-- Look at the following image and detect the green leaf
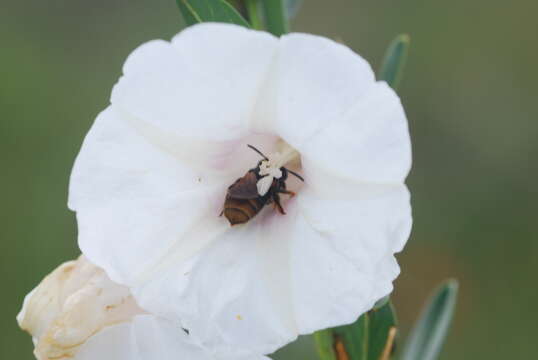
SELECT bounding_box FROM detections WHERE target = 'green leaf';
[285,0,303,19]
[315,315,369,360]
[176,0,250,27]
[314,301,398,360]
[368,302,397,360]
[262,0,289,36]
[334,315,370,360]
[314,328,338,360]
[400,279,459,360]
[378,34,410,90]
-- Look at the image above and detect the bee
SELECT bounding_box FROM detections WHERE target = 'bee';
[221,144,304,226]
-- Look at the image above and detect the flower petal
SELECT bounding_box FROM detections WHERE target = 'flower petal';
[111,23,278,142]
[290,183,411,332]
[132,207,301,356]
[129,180,410,354]
[301,82,412,183]
[76,315,269,360]
[69,106,225,285]
[75,321,135,360]
[109,23,280,177]
[254,33,376,148]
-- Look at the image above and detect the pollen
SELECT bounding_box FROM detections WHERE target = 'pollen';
[236,314,243,320]
[256,147,300,196]
[259,160,283,179]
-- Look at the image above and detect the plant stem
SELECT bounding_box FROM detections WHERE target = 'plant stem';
[244,0,263,30]
[262,0,288,36]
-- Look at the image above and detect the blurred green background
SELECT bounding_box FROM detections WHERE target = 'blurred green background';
[2,0,536,359]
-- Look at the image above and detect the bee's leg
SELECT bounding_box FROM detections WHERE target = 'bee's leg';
[278,189,296,198]
[273,193,286,215]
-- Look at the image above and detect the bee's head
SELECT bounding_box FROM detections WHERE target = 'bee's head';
[248,144,304,182]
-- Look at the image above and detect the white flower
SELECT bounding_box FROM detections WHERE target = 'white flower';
[17,256,267,360]
[69,23,412,355]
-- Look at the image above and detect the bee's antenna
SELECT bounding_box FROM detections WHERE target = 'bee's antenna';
[247,144,269,160]
[286,169,304,182]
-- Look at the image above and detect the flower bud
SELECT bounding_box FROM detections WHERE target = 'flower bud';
[17,256,144,360]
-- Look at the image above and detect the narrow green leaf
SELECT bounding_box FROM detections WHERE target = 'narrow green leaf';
[334,316,369,360]
[400,279,459,360]
[314,329,338,360]
[378,34,410,90]
[262,0,289,36]
[368,302,397,360]
[314,315,369,360]
[176,0,250,27]
[285,0,303,19]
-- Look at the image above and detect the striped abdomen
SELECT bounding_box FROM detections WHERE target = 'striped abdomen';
[222,195,267,226]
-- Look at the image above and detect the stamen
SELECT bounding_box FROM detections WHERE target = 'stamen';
[256,143,301,196]
[259,146,300,174]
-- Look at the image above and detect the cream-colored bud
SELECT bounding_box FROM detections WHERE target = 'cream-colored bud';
[17,256,144,360]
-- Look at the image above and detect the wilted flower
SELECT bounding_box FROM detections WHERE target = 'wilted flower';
[69,23,412,355]
[17,256,267,360]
